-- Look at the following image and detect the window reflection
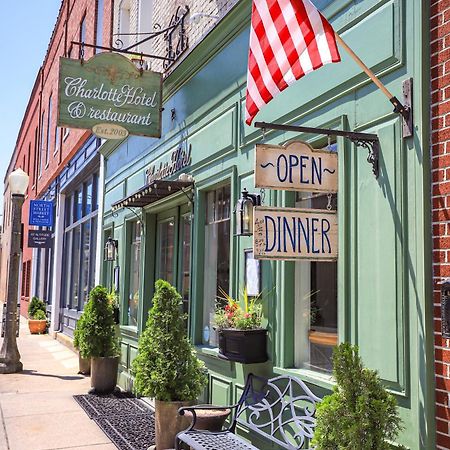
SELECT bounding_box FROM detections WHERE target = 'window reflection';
[128,221,141,327]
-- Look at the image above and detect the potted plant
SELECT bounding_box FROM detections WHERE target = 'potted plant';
[73,286,120,393]
[312,343,404,449]
[73,311,90,376]
[108,291,120,325]
[28,297,48,334]
[213,287,267,363]
[132,280,207,450]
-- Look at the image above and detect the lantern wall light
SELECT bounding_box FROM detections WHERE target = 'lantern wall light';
[104,237,119,261]
[235,188,261,237]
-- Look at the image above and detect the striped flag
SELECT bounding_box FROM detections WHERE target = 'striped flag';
[245,0,341,125]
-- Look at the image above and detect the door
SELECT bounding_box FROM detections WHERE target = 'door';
[155,204,192,317]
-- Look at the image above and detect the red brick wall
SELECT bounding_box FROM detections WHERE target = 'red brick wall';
[1,0,113,314]
[432,1,450,448]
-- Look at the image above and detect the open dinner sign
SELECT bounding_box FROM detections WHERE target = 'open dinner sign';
[255,141,338,193]
[253,206,338,261]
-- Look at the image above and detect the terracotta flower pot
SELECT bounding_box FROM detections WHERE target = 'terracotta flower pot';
[28,319,47,334]
[184,408,231,432]
[155,399,193,449]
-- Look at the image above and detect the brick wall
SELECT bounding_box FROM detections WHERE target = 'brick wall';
[431,0,450,448]
[113,0,238,72]
[1,0,113,312]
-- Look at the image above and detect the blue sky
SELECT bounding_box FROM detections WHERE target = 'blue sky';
[0,1,62,215]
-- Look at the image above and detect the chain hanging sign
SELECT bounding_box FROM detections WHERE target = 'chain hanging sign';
[255,141,338,193]
[57,53,162,138]
[253,206,338,261]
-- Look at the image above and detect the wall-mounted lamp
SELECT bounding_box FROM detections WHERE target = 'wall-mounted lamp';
[235,188,261,237]
[104,237,119,262]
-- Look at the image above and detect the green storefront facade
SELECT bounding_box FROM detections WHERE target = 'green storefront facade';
[100,1,434,448]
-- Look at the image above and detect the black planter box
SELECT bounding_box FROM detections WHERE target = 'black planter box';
[218,328,268,364]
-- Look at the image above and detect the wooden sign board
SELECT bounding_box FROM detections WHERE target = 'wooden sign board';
[255,141,338,193]
[58,53,162,138]
[253,206,338,261]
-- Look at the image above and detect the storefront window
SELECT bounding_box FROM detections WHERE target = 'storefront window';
[181,214,191,316]
[157,219,174,284]
[60,173,98,316]
[128,221,141,327]
[294,192,338,373]
[202,184,231,346]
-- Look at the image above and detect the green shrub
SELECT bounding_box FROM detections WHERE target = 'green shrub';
[28,297,46,319]
[312,343,403,450]
[73,286,119,358]
[132,280,207,401]
[32,310,47,321]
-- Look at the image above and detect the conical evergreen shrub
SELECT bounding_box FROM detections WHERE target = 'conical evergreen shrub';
[73,286,119,358]
[312,343,403,450]
[132,280,207,401]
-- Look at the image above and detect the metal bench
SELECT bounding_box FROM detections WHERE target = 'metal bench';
[176,374,321,450]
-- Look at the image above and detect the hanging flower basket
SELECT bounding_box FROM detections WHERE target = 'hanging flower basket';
[218,328,268,363]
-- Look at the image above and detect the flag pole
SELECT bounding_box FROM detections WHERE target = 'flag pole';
[334,33,409,120]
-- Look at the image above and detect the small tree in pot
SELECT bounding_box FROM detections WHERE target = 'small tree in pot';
[74,286,119,393]
[28,297,48,334]
[132,280,207,450]
[312,343,404,449]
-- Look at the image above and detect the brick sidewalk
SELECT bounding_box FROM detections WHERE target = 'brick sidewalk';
[0,318,115,450]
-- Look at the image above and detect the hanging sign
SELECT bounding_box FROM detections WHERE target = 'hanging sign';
[28,230,53,249]
[29,200,54,227]
[57,53,162,138]
[255,141,338,193]
[253,206,338,261]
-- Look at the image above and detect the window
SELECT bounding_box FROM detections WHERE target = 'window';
[118,0,131,48]
[54,126,60,155]
[96,0,104,52]
[46,94,52,165]
[181,214,191,316]
[61,174,99,312]
[33,126,39,185]
[128,221,141,327]
[157,219,175,284]
[39,111,46,176]
[79,14,86,58]
[294,192,338,373]
[202,184,231,345]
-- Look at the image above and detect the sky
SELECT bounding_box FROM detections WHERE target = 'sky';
[0,1,62,215]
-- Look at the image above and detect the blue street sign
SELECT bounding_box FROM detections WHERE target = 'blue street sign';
[29,200,54,227]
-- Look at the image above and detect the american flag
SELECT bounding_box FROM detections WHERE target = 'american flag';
[245,0,341,125]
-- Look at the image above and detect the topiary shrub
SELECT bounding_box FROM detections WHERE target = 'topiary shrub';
[28,296,46,319]
[32,310,47,321]
[132,279,208,401]
[73,286,119,358]
[312,343,403,450]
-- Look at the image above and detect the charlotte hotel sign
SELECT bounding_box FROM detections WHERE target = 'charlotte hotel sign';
[145,144,192,183]
[57,53,162,138]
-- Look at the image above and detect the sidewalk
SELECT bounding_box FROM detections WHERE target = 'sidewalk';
[0,318,115,450]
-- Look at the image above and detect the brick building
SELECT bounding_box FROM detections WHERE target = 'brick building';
[1,0,113,322]
[431,1,450,449]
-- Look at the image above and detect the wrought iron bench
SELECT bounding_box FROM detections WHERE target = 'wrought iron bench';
[176,374,321,450]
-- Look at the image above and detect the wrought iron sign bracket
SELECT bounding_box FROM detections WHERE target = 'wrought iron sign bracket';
[254,122,380,178]
[70,5,189,66]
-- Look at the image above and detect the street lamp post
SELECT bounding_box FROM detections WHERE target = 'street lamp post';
[0,168,29,374]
